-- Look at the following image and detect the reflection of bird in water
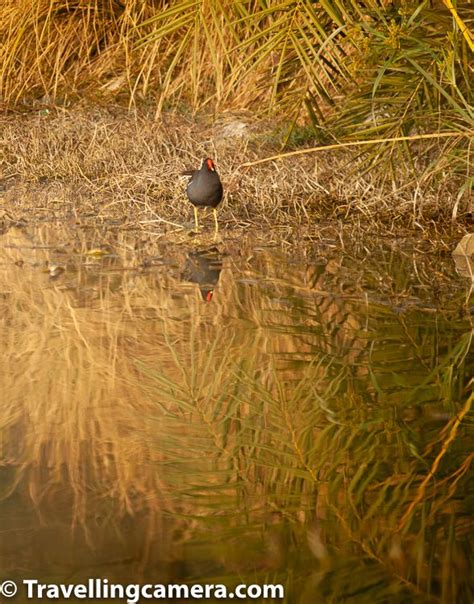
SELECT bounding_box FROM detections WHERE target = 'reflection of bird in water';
[182,247,222,302]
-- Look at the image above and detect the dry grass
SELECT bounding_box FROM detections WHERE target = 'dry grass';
[1,108,471,245]
[1,0,472,217]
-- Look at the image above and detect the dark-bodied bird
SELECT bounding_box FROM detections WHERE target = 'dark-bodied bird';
[183,158,223,236]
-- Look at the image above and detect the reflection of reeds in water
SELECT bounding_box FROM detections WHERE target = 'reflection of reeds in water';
[0,231,166,529]
[0,225,472,599]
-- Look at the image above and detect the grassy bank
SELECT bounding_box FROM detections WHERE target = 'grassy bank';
[1,108,472,243]
[1,1,473,217]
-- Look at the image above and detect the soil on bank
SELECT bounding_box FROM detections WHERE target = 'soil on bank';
[1,107,471,249]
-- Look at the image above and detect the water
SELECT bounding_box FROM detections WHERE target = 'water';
[0,224,472,603]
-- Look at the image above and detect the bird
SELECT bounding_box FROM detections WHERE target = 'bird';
[182,158,223,236]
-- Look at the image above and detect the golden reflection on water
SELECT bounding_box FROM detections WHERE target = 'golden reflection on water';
[0,225,472,601]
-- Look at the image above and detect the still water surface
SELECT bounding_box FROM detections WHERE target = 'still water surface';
[0,224,472,603]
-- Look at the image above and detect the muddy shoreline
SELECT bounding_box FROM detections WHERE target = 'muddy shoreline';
[1,108,471,249]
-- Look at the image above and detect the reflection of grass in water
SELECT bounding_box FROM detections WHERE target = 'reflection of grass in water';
[0,233,177,536]
[0,228,472,600]
[143,332,472,602]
